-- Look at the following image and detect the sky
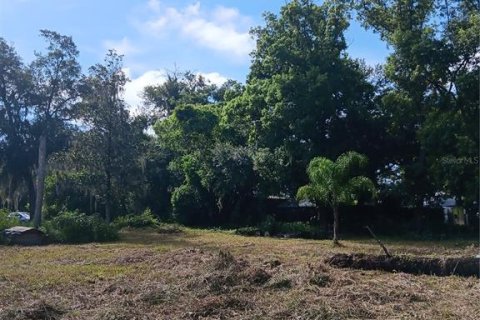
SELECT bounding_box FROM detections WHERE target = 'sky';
[0,0,390,109]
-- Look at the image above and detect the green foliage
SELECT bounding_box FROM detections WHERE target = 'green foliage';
[1,0,478,232]
[235,226,261,236]
[0,38,36,216]
[143,70,219,120]
[171,184,207,225]
[357,0,479,205]
[297,152,376,207]
[258,215,277,234]
[156,101,258,226]
[0,209,17,232]
[275,221,316,236]
[42,211,118,244]
[236,219,324,239]
[30,30,82,227]
[113,209,159,229]
[297,151,376,242]
[243,0,383,193]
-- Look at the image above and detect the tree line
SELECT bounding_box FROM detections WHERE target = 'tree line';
[0,0,478,228]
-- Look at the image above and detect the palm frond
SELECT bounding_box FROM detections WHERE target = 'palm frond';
[307,157,334,186]
[297,184,331,205]
[296,185,315,201]
[334,151,368,183]
[339,176,376,204]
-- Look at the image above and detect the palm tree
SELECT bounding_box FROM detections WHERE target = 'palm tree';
[296,151,376,244]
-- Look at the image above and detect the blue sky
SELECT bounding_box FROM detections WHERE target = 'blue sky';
[0,0,390,108]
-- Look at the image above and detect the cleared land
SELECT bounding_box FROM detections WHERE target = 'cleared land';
[0,228,478,320]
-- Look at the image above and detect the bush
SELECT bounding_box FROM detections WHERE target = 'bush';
[0,209,18,231]
[171,184,204,225]
[0,209,19,244]
[235,218,326,239]
[275,221,326,239]
[235,227,261,236]
[42,211,118,244]
[113,208,159,229]
[258,215,276,234]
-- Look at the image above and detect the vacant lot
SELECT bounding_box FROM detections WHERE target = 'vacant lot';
[0,228,478,319]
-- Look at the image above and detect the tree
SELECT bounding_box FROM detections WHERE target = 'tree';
[154,103,260,225]
[142,70,218,121]
[241,0,384,195]
[73,51,142,222]
[154,104,218,224]
[296,151,376,244]
[357,0,479,206]
[0,38,36,212]
[29,30,81,227]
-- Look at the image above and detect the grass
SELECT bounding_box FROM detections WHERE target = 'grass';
[0,227,479,319]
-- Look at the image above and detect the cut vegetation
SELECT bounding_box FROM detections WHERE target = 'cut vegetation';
[0,228,478,320]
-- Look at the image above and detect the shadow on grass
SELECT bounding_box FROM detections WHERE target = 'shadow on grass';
[342,235,478,248]
[118,227,199,248]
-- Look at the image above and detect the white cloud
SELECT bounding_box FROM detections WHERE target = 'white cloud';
[212,6,241,24]
[123,68,166,115]
[199,72,227,86]
[147,0,160,12]
[103,37,140,56]
[140,2,254,60]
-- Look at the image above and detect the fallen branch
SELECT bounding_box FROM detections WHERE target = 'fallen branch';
[365,225,391,258]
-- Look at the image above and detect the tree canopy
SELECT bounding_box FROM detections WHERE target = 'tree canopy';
[0,0,477,231]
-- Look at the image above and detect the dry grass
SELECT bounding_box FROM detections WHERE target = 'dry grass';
[0,228,478,319]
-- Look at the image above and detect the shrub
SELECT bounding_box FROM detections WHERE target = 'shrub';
[235,227,261,236]
[42,211,118,244]
[113,208,159,229]
[275,221,326,239]
[258,215,276,234]
[0,209,19,244]
[0,209,18,231]
[93,219,120,242]
[171,184,206,225]
[235,219,326,239]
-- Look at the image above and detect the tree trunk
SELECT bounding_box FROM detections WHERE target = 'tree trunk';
[105,169,112,223]
[105,199,111,223]
[89,190,94,214]
[28,174,36,217]
[7,175,14,210]
[33,134,47,228]
[333,206,340,244]
[104,131,113,223]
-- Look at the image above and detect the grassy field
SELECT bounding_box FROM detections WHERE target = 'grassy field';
[0,228,478,320]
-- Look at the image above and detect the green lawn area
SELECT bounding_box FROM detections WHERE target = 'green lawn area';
[0,228,478,319]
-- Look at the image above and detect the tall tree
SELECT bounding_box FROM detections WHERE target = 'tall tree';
[154,103,259,225]
[0,38,36,211]
[297,151,376,244]
[357,0,479,205]
[242,0,383,195]
[29,30,81,227]
[75,51,141,222]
